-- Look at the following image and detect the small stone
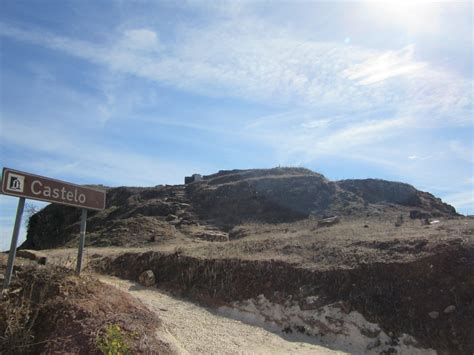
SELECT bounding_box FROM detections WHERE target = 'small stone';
[138,270,156,287]
[443,305,456,314]
[428,311,439,319]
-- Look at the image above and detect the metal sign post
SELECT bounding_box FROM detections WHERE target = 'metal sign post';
[76,209,88,274]
[2,197,25,290]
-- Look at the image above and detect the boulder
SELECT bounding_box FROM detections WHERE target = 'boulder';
[139,270,155,287]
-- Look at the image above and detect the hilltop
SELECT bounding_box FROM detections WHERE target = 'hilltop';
[22,167,457,249]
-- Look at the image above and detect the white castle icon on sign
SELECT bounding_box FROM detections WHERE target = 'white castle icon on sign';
[7,173,25,193]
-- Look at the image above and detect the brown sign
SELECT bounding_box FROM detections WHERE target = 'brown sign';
[1,167,106,210]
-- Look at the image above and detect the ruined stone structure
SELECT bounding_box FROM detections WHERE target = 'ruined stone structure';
[184,174,202,184]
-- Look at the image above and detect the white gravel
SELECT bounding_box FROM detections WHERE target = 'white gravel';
[99,276,345,354]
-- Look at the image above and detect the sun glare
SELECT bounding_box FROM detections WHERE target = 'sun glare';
[368,1,441,34]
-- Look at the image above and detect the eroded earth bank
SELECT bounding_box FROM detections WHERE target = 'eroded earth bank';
[91,235,473,354]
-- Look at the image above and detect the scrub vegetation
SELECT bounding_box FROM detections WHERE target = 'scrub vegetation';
[0,260,171,354]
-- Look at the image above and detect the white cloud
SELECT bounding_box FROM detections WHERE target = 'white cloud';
[1,20,470,120]
[364,1,443,35]
[315,116,410,153]
[343,45,426,86]
[244,110,413,166]
[301,119,332,129]
[121,29,161,52]
[407,154,435,161]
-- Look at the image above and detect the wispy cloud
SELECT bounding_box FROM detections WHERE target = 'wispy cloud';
[120,28,162,53]
[1,18,470,120]
[0,3,471,215]
[343,45,426,85]
[246,113,413,164]
[315,117,410,153]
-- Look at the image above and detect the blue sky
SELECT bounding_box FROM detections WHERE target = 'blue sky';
[0,0,472,250]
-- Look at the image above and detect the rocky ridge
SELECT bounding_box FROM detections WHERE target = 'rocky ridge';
[22,167,458,250]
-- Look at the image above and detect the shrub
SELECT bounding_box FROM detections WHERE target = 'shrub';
[96,324,131,355]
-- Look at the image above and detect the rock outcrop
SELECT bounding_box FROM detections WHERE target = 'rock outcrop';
[336,179,456,216]
[22,168,458,249]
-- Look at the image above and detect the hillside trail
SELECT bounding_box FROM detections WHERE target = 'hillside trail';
[99,276,346,355]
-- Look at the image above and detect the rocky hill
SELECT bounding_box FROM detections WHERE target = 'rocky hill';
[22,167,457,249]
[17,167,473,353]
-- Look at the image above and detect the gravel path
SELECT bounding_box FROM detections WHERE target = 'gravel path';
[99,276,345,354]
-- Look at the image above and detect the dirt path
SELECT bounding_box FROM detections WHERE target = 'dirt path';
[99,276,345,354]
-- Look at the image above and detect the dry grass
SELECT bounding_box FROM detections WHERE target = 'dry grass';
[0,263,171,354]
[37,212,473,272]
[177,212,473,270]
[0,291,38,352]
